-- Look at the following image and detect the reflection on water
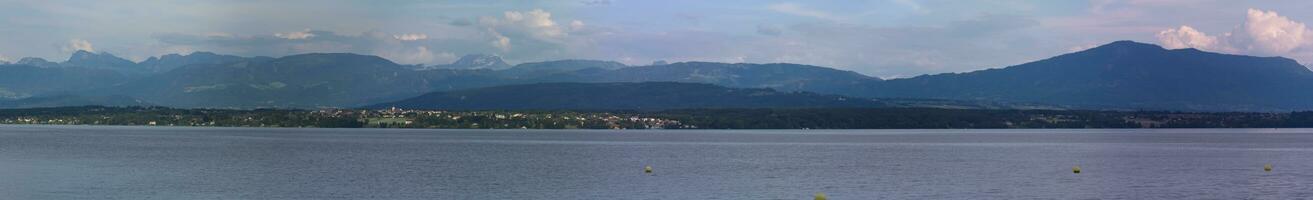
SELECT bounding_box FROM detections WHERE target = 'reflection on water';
[0,125,1310,199]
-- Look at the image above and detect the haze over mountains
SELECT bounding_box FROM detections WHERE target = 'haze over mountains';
[410,54,511,71]
[2,40,1312,111]
[370,82,883,110]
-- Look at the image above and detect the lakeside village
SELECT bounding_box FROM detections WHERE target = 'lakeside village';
[7,106,1313,129]
[0,106,692,129]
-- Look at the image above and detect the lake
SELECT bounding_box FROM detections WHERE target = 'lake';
[1,125,1310,199]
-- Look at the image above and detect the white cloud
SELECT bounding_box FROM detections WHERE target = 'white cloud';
[489,29,511,51]
[767,3,841,21]
[1157,8,1311,60]
[500,9,565,38]
[274,29,316,40]
[470,8,593,57]
[505,9,557,29]
[63,39,95,53]
[1233,8,1307,55]
[570,20,585,31]
[393,33,428,41]
[1067,43,1101,53]
[1156,25,1220,50]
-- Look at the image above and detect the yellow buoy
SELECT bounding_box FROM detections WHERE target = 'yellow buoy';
[814,192,827,200]
[1264,164,1273,172]
[644,165,653,174]
[1072,166,1081,174]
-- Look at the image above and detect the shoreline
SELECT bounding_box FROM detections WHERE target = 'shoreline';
[6,106,1313,129]
[2,123,1309,131]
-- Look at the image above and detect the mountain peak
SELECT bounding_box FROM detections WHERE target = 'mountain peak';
[414,54,513,70]
[139,51,250,73]
[16,57,57,67]
[872,39,1313,111]
[68,50,99,61]
[511,59,628,72]
[67,50,124,61]
[279,52,384,60]
[273,53,400,67]
[1088,40,1165,52]
[451,54,510,69]
[63,50,137,70]
[188,51,220,57]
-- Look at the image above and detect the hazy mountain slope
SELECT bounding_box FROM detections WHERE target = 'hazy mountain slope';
[529,62,881,95]
[9,41,1313,111]
[0,64,128,99]
[0,95,151,109]
[138,52,253,73]
[15,57,60,68]
[61,50,144,74]
[371,82,884,110]
[416,54,511,70]
[102,53,437,108]
[494,59,630,79]
[866,41,1313,111]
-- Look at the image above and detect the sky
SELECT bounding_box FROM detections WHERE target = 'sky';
[3,0,1313,78]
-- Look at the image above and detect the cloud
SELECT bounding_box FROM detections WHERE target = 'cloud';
[1233,8,1307,55]
[274,29,316,40]
[468,8,596,59]
[63,39,95,53]
[0,53,11,63]
[570,20,586,31]
[767,3,841,21]
[1067,43,1101,53]
[393,33,428,41]
[1156,25,1220,50]
[488,29,512,52]
[499,9,565,38]
[756,24,783,36]
[1156,8,1312,62]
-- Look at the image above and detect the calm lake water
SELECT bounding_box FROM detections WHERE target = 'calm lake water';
[0,125,1310,199]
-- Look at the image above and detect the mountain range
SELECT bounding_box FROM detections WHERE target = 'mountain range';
[2,40,1311,111]
[863,41,1313,111]
[411,54,511,70]
[370,82,882,110]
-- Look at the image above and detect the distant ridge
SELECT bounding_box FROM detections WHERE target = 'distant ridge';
[0,95,150,109]
[369,82,883,110]
[62,50,141,74]
[862,40,1313,111]
[416,54,511,70]
[3,40,1313,111]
